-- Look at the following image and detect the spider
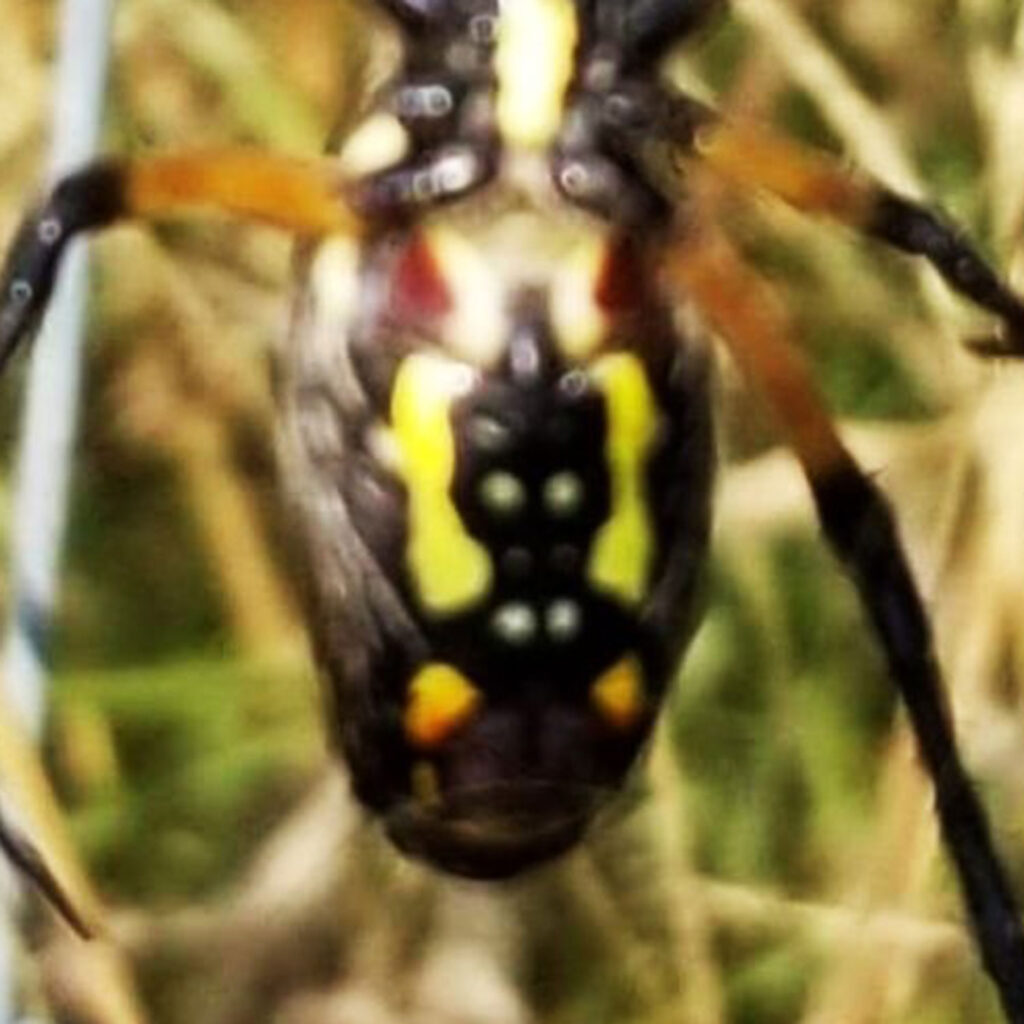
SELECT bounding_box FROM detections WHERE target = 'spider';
[1,0,1023,1019]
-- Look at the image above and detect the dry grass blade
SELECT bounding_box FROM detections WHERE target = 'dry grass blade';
[0,809,91,939]
[0,681,147,1024]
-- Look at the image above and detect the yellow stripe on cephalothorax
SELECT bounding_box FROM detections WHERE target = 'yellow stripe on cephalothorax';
[495,0,577,150]
[390,353,493,614]
[586,353,658,606]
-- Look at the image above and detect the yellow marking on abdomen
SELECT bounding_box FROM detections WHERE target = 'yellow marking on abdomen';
[586,353,658,605]
[405,663,483,749]
[391,353,493,613]
[495,0,577,150]
[591,655,646,730]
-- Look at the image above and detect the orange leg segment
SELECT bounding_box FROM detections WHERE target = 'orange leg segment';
[666,225,854,480]
[693,122,874,226]
[0,149,363,371]
[687,119,1024,354]
[125,150,360,236]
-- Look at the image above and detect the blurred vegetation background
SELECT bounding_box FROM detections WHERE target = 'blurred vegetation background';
[0,0,1023,1021]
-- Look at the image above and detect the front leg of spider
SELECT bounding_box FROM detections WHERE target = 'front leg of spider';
[814,466,1024,1017]
[867,192,1024,356]
[0,150,360,371]
[669,116,1024,357]
[669,228,1024,1024]
[0,163,124,371]
[0,147,362,937]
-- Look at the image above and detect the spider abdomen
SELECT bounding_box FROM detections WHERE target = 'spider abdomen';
[282,219,714,877]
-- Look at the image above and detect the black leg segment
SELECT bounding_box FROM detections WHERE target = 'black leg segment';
[868,192,1024,357]
[0,150,361,375]
[680,116,1024,358]
[0,162,125,372]
[814,464,1024,1023]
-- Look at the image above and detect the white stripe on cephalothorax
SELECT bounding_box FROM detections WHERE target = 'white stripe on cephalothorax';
[423,224,507,365]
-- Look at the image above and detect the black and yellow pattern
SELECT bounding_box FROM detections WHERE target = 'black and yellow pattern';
[2,0,1024,1014]
[287,217,712,876]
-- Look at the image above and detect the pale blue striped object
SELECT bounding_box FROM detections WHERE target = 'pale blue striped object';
[1,0,113,1017]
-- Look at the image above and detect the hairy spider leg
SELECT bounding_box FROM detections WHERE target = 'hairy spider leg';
[684,119,1024,356]
[0,150,363,372]
[667,223,1024,1024]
